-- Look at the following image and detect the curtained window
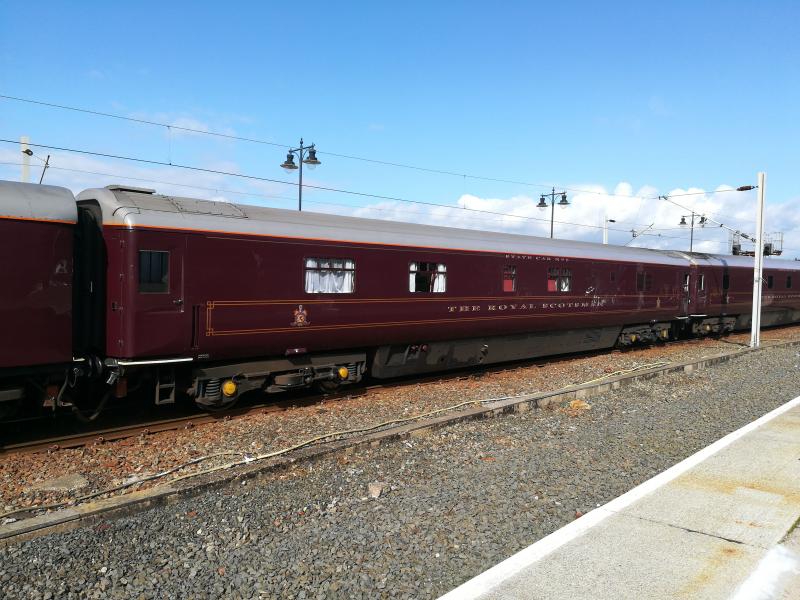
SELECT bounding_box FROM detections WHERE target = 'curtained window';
[559,270,572,292]
[409,262,447,293]
[503,266,516,292]
[304,258,355,293]
[548,267,571,293]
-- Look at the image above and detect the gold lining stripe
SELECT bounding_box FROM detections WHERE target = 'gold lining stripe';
[207,294,689,305]
[207,307,669,336]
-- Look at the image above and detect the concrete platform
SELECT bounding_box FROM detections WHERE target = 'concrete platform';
[440,396,800,600]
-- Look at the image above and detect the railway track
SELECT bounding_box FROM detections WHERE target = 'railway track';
[0,331,778,456]
[0,351,590,454]
[0,394,339,455]
[3,334,798,546]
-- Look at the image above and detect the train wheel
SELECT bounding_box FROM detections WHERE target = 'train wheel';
[197,395,240,412]
[315,379,341,394]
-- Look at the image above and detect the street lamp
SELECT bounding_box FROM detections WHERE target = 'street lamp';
[603,217,616,245]
[279,138,321,211]
[741,175,766,348]
[678,211,707,252]
[666,181,764,349]
[21,148,50,184]
[536,188,569,239]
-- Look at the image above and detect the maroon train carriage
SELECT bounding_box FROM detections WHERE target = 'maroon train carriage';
[2,179,800,416]
[70,184,800,409]
[0,181,77,415]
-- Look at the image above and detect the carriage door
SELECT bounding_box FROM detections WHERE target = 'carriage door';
[681,272,691,315]
[133,237,190,357]
[694,271,709,314]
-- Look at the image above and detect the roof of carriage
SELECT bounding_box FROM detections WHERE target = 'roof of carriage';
[78,184,800,271]
[0,180,77,223]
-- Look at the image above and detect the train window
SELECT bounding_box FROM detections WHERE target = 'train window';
[699,274,705,291]
[636,272,653,292]
[723,273,730,290]
[547,268,571,292]
[560,269,572,291]
[788,276,793,289]
[138,250,169,293]
[547,268,558,292]
[683,274,690,292]
[410,262,446,293]
[503,266,516,292]
[304,258,355,293]
[767,275,774,289]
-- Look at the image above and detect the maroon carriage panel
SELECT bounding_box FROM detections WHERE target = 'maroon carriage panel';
[0,182,76,369]
[76,185,800,365]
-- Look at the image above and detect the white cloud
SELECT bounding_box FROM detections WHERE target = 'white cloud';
[0,149,797,259]
[350,182,800,260]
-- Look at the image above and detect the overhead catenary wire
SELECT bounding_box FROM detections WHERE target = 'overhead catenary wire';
[0,154,764,251]
[0,160,299,204]
[0,158,758,245]
[0,159,571,229]
[0,93,288,149]
[0,141,662,234]
[0,91,768,246]
[4,159,728,239]
[2,159,637,231]
[12,159,746,243]
[0,93,757,204]
[655,193,758,242]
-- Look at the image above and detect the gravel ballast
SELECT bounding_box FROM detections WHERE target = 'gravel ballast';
[2,344,800,599]
[4,326,799,517]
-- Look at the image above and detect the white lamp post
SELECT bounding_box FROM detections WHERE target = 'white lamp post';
[750,172,766,348]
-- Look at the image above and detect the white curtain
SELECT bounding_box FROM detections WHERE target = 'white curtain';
[305,258,355,293]
[409,262,418,292]
[432,263,447,292]
[304,258,319,292]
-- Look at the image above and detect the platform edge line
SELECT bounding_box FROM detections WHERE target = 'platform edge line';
[437,392,800,600]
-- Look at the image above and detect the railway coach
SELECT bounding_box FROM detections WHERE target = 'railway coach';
[2,180,800,415]
[0,182,77,416]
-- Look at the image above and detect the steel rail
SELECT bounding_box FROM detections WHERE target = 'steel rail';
[0,327,792,455]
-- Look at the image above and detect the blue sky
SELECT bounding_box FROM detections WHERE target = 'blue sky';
[1,1,798,255]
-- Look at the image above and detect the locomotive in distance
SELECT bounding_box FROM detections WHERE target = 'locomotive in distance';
[1,179,799,416]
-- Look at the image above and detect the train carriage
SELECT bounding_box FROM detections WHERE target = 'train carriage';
[2,179,800,416]
[0,181,76,410]
[73,185,800,408]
